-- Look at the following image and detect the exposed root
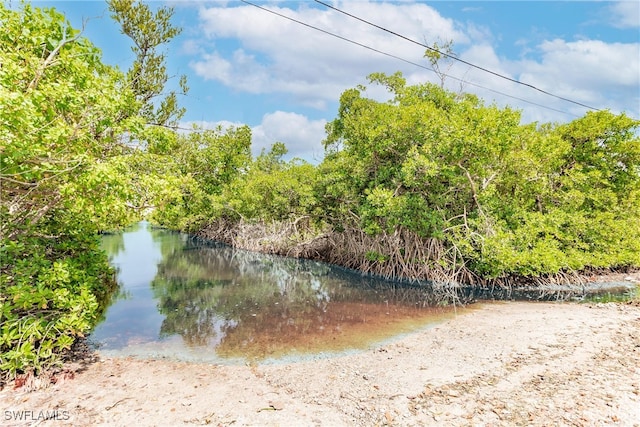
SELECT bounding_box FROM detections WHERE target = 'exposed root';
[196,219,638,302]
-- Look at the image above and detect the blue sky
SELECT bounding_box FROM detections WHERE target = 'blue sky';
[38,1,640,161]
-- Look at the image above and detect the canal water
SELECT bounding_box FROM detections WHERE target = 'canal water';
[91,222,468,364]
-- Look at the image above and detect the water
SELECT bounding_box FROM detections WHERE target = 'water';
[92,222,466,364]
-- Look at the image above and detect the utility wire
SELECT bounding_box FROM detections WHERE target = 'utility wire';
[313,0,602,112]
[239,0,578,117]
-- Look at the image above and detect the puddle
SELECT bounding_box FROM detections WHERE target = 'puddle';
[92,222,467,364]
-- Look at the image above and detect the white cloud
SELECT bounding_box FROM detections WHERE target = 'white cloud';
[609,1,640,29]
[181,39,203,56]
[191,49,271,94]
[536,39,639,87]
[189,1,465,109]
[520,39,639,119]
[181,112,327,163]
[452,38,640,123]
[190,52,234,86]
[187,1,639,126]
[252,111,327,163]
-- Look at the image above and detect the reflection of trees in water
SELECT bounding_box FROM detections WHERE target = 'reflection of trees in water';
[151,240,334,347]
[149,226,187,260]
[150,235,442,357]
[100,231,126,261]
[97,226,133,321]
[151,277,236,347]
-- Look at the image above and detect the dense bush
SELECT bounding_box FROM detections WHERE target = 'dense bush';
[319,72,640,281]
[217,142,319,223]
[0,0,182,378]
[174,72,639,284]
[0,230,116,376]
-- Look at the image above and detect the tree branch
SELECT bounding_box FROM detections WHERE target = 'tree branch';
[28,24,84,91]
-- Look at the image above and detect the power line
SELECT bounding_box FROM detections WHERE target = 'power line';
[239,0,579,117]
[313,0,603,113]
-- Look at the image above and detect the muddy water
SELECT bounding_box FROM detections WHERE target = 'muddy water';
[92,222,468,364]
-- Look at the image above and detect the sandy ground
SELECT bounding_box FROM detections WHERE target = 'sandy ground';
[2,294,639,427]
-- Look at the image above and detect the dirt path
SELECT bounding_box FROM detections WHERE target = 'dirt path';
[2,301,639,427]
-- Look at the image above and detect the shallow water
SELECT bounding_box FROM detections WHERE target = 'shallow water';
[92,222,467,364]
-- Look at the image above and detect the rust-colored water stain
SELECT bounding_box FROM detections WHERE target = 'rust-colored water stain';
[214,301,465,360]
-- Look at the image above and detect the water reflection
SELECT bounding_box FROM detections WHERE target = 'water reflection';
[92,222,462,363]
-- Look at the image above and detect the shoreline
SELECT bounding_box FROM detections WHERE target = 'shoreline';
[193,225,640,300]
[2,299,639,426]
[192,221,640,304]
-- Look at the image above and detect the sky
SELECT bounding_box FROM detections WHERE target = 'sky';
[37,1,640,162]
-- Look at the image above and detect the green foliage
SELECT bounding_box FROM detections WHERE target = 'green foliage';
[0,2,140,241]
[148,128,319,230]
[147,124,253,231]
[423,38,456,88]
[0,234,115,376]
[175,125,252,195]
[218,143,318,223]
[321,72,640,279]
[0,1,181,378]
[108,0,188,128]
